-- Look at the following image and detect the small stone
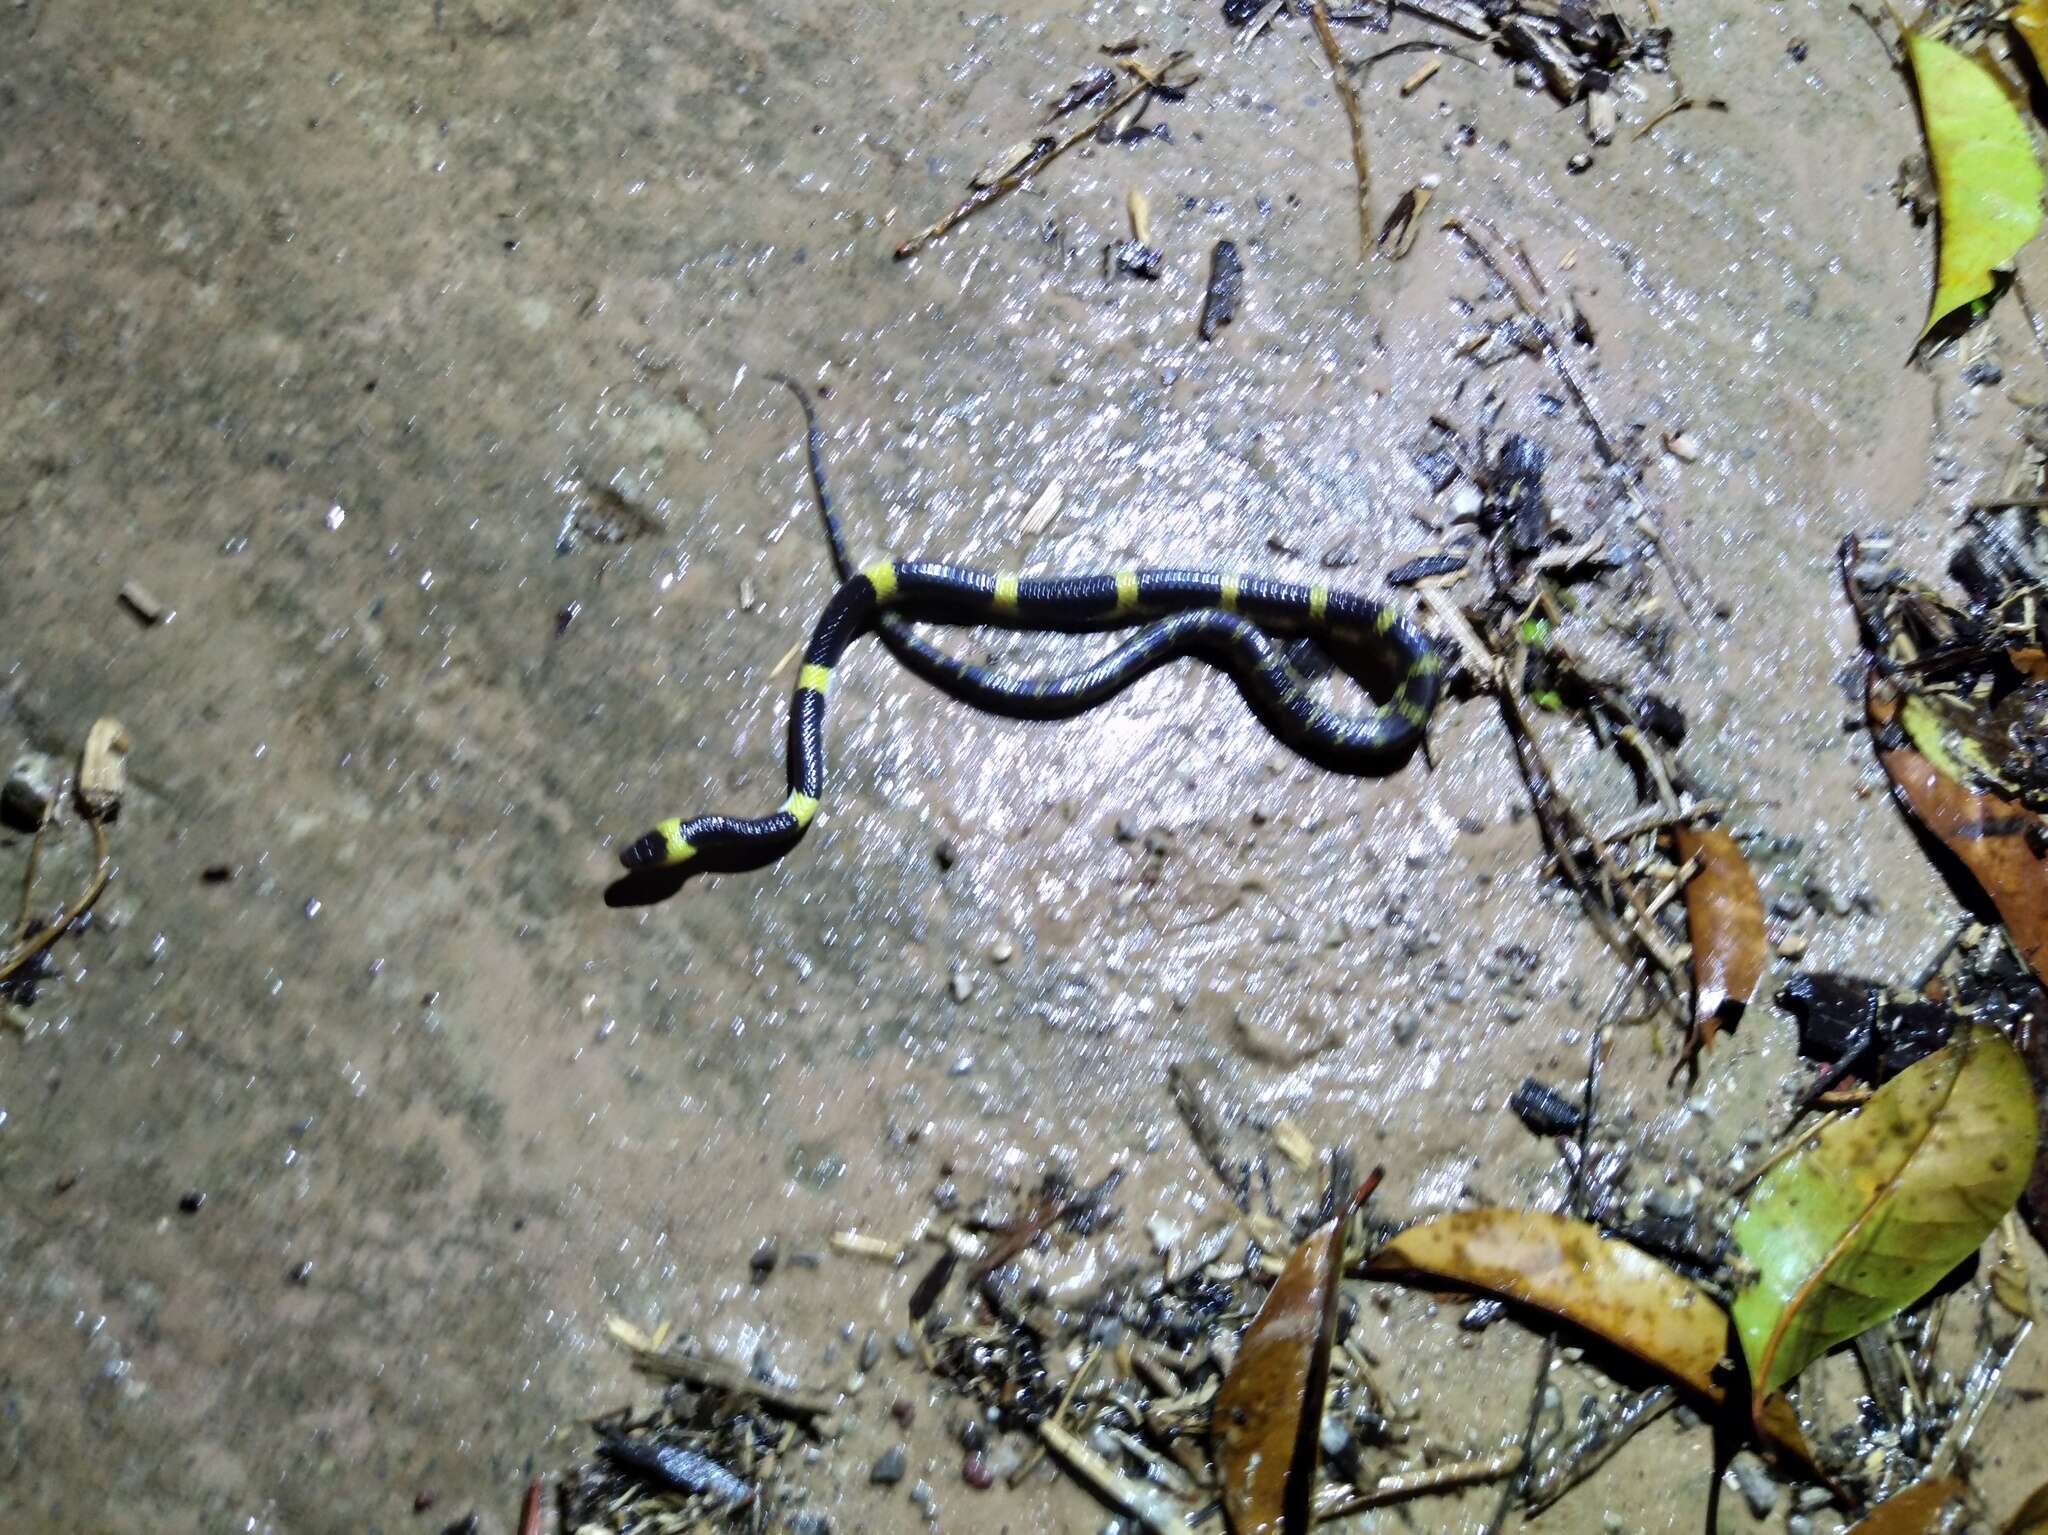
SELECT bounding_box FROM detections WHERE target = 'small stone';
[893,1331,917,1359]
[910,1480,934,1512]
[1787,1517,1813,1535]
[870,1444,908,1485]
[787,1515,834,1535]
[934,838,958,871]
[1728,1452,1779,1519]
[860,1330,883,1371]
[2,753,58,832]
[287,1259,314,1285]
[962,1452,993,1489]
[988,935,1014,964]
[957,1417,987,1452]
[891,1398,916,1429]
[1392,1013,1423,1046]
[414,1491,437,1512]
[949,967,974,1003]
[1796,1486,1834,1511]
[1566,152,1594,175]
[178,1191,206,1214]
[983,1434,1027,1481]
[1963,360,2004,387]
[749,1240,779,1282]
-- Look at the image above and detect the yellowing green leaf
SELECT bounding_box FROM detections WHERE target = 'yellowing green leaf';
[1731,1026,2038,1407]
[1906,31,2044,337]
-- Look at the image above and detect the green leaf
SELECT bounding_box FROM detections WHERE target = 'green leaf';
[1906,31,2044,337]
[1519,617,1550,650]
[1731,1026,2037,1405]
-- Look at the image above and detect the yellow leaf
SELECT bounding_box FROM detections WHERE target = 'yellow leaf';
[1905,31,2044,336]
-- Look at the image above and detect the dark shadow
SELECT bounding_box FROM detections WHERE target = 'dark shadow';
[603,843,791,907]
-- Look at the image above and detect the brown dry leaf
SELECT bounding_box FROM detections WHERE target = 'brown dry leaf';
[1213,1175,1377,1535]
[1846,1477,1968,1533]
[1671,825,1768,1052]
[2008,1479,2048,1533]
[1365,1209,1819,1473]
[1870,678,2048,987]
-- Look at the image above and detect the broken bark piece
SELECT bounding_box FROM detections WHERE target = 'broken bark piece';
[1586,88,1617,143]
[78,718,129,820]
[1198,239,1243,339]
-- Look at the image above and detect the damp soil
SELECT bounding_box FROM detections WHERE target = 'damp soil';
[3,0,2047,1530]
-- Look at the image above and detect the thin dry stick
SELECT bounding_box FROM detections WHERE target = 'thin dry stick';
[0,816,111,986]
[14,822,46,941]
[1308,1,1371,257]
[1442,214,1705,617]
[1520,1385,1678,1514]
[1313,1446,1524,1521]
[895,58,1190,259]
[1595,799,1726,844]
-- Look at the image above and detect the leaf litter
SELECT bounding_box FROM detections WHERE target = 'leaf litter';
[1730,1026,2037,1407]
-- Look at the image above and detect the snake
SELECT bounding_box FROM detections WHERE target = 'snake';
[616,380,1444,875]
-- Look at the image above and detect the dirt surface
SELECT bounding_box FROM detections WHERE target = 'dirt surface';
[5,0,2048,1530]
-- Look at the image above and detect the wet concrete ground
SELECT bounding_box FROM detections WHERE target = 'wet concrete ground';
[5,0,2048,1529]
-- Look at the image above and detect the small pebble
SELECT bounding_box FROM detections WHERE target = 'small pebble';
[178,1191,206,1214]
[414,1491,437,1513]
[949,967,974,1003]
[787,1514,833,1535]
[1796,1486,1834,1511]
[870,1444,908,1485]
[1728,1452,1779,1519]
[962,1452,993,1489]
[749,1240,778,1281]
[893,1331,917,1359]
[1963,360,2004,387]
[957,1418,987,1452]
[988,935,1014,964]
[1787,1517,1813,1535]
[910,1480,934,1513]
[859,1330,883,1371]
[933,838,957,871]
[891,1398,916,1429]
[287,1260,314,1285]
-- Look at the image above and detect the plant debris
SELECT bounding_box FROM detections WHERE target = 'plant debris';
[896,47,1198,260]
[1199,239,1243,340]
[1730,1025,2037,1414]
[1901,27,2043,340]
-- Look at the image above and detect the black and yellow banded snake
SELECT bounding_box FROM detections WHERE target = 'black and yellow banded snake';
[616,381,1443,875]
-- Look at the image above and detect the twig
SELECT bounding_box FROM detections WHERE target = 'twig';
[1444,214,1613,459]
[1314,1445,1524,1521]
[1925,1318,2032,1478]
[1441,214,1705,618]
[895,57,1194,259]
[0,816,112,987]
[1310,1,1372,258]
[1640,851,1700,921]
[1520,1385,1677,1514]
[1594,800,1725,845]
[1039,1418,1198,1534]
[628,1348,838,1417]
